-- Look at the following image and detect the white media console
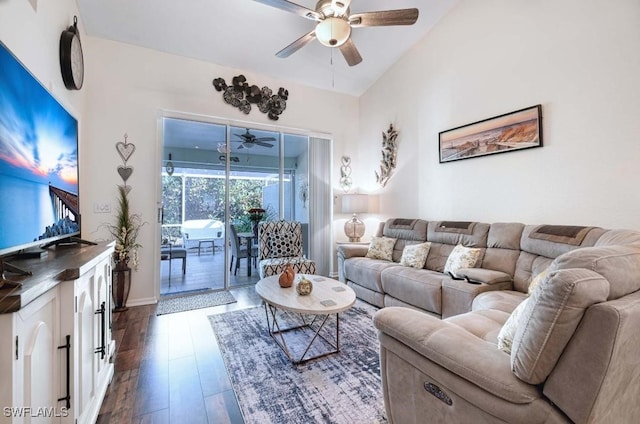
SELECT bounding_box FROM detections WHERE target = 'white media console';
[0,242,115,424]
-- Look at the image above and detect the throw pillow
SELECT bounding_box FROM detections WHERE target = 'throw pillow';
[497,297,529,354]
[365,236,397,261]
[528,267,550,295]
[400,242,431,268]
[268,232,297,258]
[444,245,481,277]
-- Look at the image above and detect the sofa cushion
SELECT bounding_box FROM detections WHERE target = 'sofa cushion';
[511,268,609,384]
[366,236,397,261]
[343,257,399,293]
[446,308,510,344]
[374,307,542,404]
[520,225,606,258]
[381,267,444,315]
[400,242,431,268]
[444,245,481,277]
[551,244,640,300]
[473,290,527,314]
[594,229,640,247]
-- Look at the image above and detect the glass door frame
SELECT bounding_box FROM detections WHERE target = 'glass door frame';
[156,110,329,298]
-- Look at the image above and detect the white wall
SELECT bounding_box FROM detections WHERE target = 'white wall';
[0,0,84,135]
[0,0,358,306]
[358,0,640,230]
[82,38,359,305]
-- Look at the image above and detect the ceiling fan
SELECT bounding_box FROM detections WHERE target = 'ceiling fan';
[253,0,419,66]
[232,129,276,149]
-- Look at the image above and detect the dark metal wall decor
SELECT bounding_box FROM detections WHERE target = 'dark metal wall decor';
[375,124,398,188]
[212,75,289,120]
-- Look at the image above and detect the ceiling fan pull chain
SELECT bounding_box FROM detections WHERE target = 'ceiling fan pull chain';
[331,48,335,89]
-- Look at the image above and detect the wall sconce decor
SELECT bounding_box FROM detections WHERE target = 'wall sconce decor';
[375,124,399,188]
[212,74,289,121]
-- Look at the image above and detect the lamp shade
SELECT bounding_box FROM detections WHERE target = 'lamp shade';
[341,194,368,214]
[316,17,351,47]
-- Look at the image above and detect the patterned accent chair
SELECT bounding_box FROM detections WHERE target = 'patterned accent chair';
[257,221,317,278]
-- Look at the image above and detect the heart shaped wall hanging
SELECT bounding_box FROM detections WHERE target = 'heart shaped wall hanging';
[117,166,133,182]
[115,133,136,187]
[116,141,136,162]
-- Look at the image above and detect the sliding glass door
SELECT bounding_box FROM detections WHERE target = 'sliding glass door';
[159,116,322,296]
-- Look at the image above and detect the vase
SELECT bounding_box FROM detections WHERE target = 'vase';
[112,260,132,312]
[296,277,313,296]
[278,263,295,288]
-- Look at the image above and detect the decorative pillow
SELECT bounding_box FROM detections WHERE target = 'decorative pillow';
[444,245,481,277]
[528,267,550,295]
[497,298,529,354]
[268,232,297,258]
[365,236,397,261]
[400,242,431,268]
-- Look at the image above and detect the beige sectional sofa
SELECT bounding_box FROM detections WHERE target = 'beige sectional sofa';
[338,218,640,423]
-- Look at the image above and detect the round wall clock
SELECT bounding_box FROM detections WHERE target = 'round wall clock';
[59,16,84,90]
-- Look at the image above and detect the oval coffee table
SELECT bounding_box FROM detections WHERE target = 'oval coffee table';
[255,274,356,364]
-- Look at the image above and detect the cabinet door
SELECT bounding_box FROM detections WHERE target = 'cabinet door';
[93,257,111,392]
[74,272,96,424]
[14,288,64,424]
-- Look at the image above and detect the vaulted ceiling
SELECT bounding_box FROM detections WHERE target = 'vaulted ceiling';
[78,0,457,96]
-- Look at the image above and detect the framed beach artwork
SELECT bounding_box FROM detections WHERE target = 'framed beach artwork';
[439,105,542,163]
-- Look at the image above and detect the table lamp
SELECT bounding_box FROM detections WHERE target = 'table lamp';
[342,194,368,242]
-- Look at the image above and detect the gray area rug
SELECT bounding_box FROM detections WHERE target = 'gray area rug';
[156,290,236,315]
[208,301,387,423]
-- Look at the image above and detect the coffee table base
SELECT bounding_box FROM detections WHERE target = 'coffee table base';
[263,302,340,364]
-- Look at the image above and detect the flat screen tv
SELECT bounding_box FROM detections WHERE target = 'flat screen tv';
[0,41,80,259]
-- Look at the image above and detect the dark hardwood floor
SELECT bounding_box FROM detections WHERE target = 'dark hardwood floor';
[97,286,263,423]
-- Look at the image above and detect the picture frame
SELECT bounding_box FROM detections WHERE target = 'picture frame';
[439,104,542,163]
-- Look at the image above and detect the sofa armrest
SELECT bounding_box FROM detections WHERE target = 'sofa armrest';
[337,244,370,259]
[442,278,513,319]
[455,268,512,285]
[337,244,370,283]
[373,307,539,404]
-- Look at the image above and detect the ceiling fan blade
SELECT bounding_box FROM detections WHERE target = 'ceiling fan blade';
[349,9,419,27]
[255,142,274,148]
[276,30,317,58]
[252,0,321,21]
[254,137,276,142]
[339,38,362,66]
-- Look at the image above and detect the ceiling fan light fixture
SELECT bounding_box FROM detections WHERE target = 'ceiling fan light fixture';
[316,17,351,47]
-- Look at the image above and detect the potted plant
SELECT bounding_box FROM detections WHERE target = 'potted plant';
[247,207,265,238]
[106,185,144,311]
